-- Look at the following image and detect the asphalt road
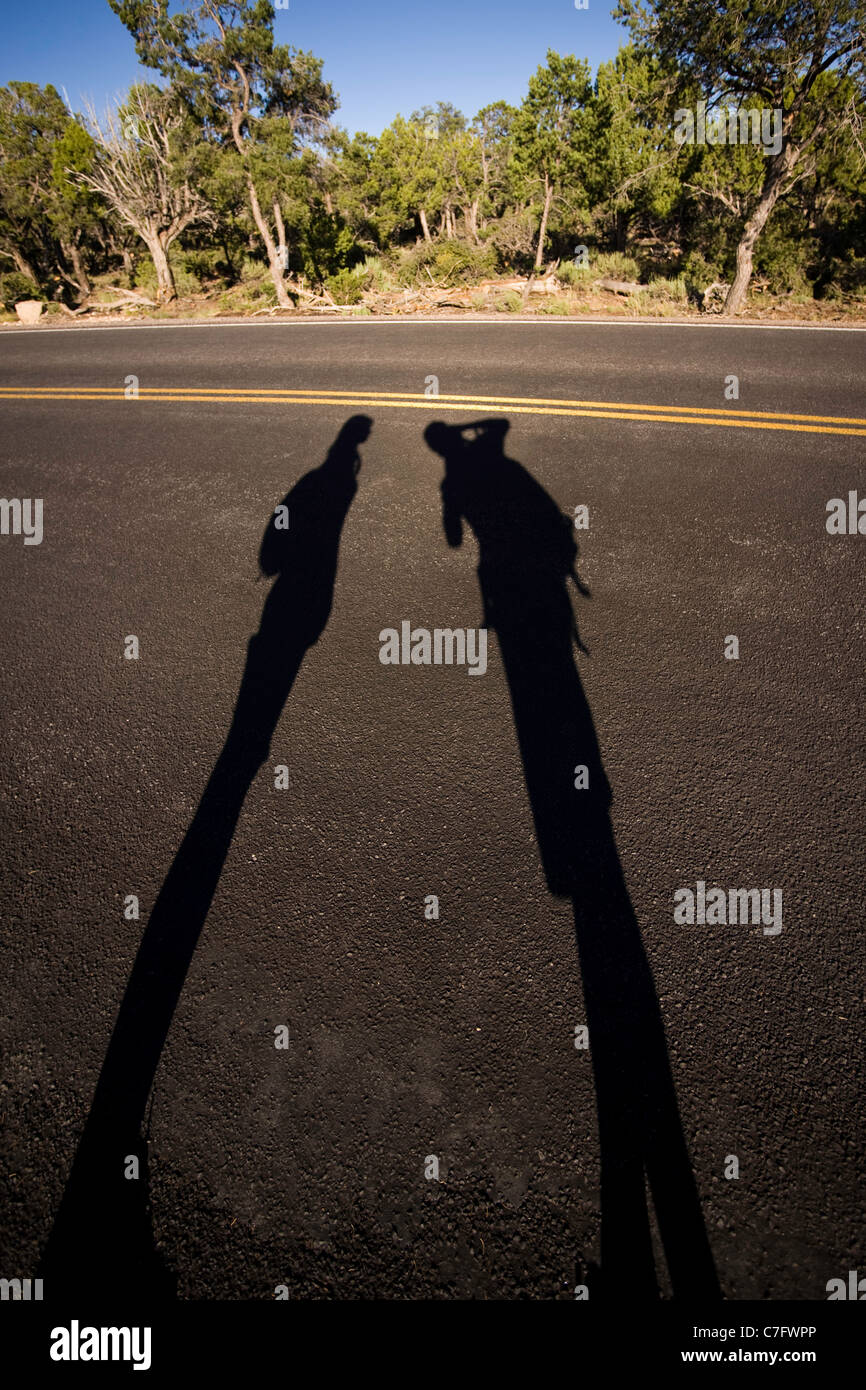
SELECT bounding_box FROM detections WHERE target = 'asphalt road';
[1,319,864,1301]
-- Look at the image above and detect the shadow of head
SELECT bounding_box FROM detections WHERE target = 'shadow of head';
[424,415,590,605]
[333,412,373,464]
[424,417,509,460]
[258,414,372,580]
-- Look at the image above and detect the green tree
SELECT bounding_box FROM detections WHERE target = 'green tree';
[472,101,518,231]
[109,0,337,306]
[590,45,681,253]
[0,82,63,287]
[512,50,594,269]
[616,0,866,313]
[50,119,104,300]
[329,130,380,250]
[369,114,442,243]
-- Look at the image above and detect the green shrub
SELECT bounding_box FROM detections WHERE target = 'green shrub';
[496,290,523,313]
[359,255,394,293]
[392,241,436,287]
[217,279,277,314]
[555,259,592,287]
[642,275,688,304]
[324,265,370,305]
[180,248,224,284]
[394,238,496,288]
[0,272,42,308]
[240,256,267,283]
[486,210,537,270]
[588,251,642,282]
[133,253,201,298]
[538,297,571,315]
[681,250,718,294]
[432,240,496,285]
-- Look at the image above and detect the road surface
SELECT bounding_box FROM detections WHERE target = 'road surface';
[1,319,863,1300]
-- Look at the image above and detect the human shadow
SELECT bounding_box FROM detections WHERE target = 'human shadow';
[39,415,372,1296]
[425,418,720,1300]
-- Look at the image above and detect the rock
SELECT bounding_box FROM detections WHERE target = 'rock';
[15,299,43,325]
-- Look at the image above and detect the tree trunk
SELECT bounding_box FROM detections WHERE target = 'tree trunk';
[144,232,177,304]
[62,238,91,301]
[273,200,288,275]
[11,248,38,283]
[614,208,628,254]
[465,199,481,244]
[534,175,553,270]
[419,207,432,242]
[221,237,236,284]
[228,107,292,308]
[724,142,800,316]
[246,176,291,308]
[108,234,135,287]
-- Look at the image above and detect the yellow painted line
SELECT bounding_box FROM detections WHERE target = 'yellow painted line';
[1,384,865,429]
[1,389,865,437]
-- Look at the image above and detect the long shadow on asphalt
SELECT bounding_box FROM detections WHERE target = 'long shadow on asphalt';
[39,415,372,1297]
[425,417,721,1300]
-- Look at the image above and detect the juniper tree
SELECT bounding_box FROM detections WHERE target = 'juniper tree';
[110,0,336,306]
[615,0,866,313]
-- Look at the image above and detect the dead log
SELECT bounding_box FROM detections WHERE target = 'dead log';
[596,277,642,296]
[478,274,558,295]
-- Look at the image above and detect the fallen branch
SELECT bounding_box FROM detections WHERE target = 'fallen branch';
[97,286,158,307]
[596,277,642,296]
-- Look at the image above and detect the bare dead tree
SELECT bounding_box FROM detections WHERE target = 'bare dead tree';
[77,88,213,304]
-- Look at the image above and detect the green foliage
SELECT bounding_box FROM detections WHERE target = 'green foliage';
[589,44,682,243]
[132,251,202,297]
[2,4,864,315]
[589,251,642,281]
[538,296,571,315]
[426,239,496,284]
[0,82,109,300]
[298,203,359,280]
[681,249,721,291]
[0,270,42,307]
[511,50,594,264]
[496,290,524,313]
[180,247,224,284]
[554,259,585,287]
[217,273,277,313]
[324,264,368,304]
[358,255,393,292]
[392,238,495,288]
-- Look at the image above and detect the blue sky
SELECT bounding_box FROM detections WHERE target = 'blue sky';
[1,0,630,134]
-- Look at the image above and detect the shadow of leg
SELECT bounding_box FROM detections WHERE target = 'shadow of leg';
[425,417,720,1301]
[39,417,371,1296]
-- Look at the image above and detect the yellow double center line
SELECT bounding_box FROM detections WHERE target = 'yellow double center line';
[1,385,865,436]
